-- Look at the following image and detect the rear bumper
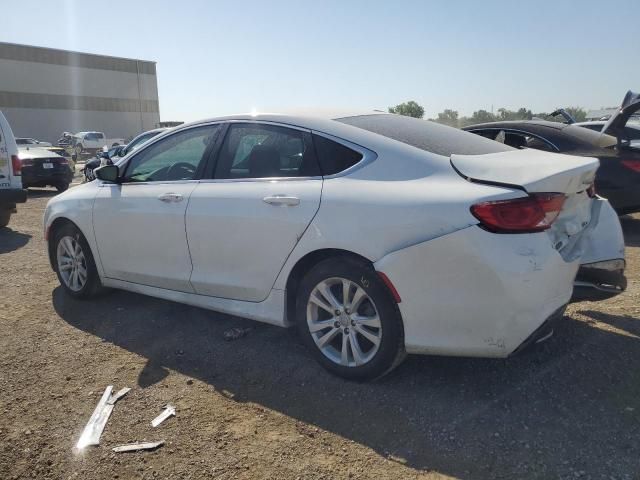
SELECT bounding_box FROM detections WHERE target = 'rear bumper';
[510,305,567,356]
[22,167,73,186]
[0,188,27,205]
[374,226,578,358]
[572,261,627,301]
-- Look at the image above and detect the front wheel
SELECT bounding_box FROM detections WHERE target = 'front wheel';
[53,224,103,298]
[296,257,406,381]
[55,182,69,192]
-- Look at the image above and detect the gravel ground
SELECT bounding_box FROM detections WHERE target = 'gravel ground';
[1,182,639,479]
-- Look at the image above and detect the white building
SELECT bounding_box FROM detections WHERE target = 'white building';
[0,42,160,143]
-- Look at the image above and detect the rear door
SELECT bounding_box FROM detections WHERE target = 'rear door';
[186,122,322,301]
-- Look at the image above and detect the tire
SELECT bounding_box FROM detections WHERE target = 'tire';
[0,211,10,228]
[52,224,103,299]
[296,256,406,381]
[55,182,69,192]
[84,167,95,182]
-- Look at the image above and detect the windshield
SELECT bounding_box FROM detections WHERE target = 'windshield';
[124,131,162,155]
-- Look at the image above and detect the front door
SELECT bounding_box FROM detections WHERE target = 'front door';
[187,122,323,301]
[93,124,222,292]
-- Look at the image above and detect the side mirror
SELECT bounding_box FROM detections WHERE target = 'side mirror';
[95,164,119,183]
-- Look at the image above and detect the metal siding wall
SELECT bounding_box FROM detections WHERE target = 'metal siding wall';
[0,44,160,143]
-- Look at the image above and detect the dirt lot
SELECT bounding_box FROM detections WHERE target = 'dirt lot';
[1,184,639,480]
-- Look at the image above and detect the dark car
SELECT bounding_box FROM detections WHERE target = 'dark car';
[463,91,640,215]
[18,146,74,192]
[82,127,168,182]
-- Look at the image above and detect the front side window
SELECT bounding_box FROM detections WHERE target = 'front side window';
[122,125,220,182]
[214,123,320,179]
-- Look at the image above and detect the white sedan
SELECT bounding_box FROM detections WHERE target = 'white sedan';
[43,112,625,380]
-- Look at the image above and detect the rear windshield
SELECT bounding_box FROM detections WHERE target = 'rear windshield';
[336,114,513,157]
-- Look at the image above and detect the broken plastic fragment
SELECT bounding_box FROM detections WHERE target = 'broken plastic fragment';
[112,440,165,453]
[107,387,131,405]
[151,404,176,427]
[76,386,113,449]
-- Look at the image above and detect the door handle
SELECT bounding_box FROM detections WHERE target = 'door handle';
[157,193,184,203]
[263,195,300,206]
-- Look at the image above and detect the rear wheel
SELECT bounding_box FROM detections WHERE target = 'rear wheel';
[55,182,69,192]
[53,224,103,298]
[296,257,405,381]
[0,211,10,228]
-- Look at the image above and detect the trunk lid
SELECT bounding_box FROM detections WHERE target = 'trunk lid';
[451,149,598,195]
[451,149,600,258]
[601,91,640,145]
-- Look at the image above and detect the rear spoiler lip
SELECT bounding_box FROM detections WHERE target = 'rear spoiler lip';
[449,159,528,193]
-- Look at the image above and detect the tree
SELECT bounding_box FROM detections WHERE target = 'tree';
[564,107,587,123]
[435,109,459,127]
[388,100,425,119]
[469,109,496,124]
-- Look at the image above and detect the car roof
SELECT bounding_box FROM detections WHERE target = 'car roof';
[166,111,390,148]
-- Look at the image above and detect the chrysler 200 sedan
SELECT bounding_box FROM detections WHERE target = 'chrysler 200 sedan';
[44,112,625,380]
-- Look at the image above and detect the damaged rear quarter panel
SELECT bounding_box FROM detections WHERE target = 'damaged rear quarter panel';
[374,225,579,357]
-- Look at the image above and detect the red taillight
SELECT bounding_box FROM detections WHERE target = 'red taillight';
[11,155,21,175]
[471,193,566,233]
[621,160,640,173]
[58,158,68,165]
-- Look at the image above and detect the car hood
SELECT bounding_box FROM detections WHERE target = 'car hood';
[601,90,640,141]
[18,146,63,159]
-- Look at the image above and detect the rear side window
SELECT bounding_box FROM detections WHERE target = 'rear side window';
[337,114,513,157]
[312,134,363,175]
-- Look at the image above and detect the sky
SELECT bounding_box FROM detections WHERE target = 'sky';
[1,0,638,122]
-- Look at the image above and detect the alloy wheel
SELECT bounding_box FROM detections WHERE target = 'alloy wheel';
[56,235,88,292]
[307,277,382,367]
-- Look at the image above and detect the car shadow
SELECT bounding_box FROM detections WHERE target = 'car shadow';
[0,227,31,254]
[52,287,640,478]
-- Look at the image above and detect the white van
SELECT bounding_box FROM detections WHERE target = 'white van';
[0,111,27,228]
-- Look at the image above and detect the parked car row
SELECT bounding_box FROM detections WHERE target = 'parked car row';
[82,128,169,182]
[45,110,626,380]
[463,91,640,215]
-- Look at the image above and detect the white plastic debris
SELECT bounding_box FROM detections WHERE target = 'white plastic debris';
[76,386,112,449]
[151,404,176,427]
[112,440,165,453]
[76,386,131,449]
[223,327,252,341]
[107,387,131,405]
